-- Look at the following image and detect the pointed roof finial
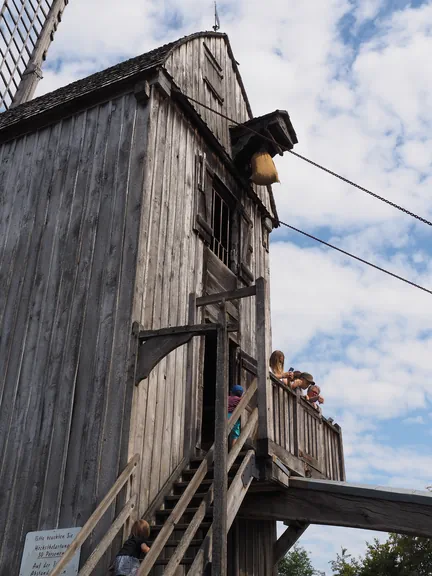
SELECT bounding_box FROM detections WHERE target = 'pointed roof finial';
[213,1,220,31]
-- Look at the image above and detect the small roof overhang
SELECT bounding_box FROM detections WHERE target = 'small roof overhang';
[230,109,298,171]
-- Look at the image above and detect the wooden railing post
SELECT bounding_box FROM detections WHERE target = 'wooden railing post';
[255,277,272,449]
[293,392,301,457]
[212,303,228,576]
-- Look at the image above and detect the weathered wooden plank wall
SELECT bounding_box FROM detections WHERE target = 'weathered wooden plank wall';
[0,92,149,575]
[239,194,272,363]
[164,34,276,218]
[228,518,277,575]
[129,87,205,519]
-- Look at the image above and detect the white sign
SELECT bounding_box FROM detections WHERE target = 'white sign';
[19,528,82,576]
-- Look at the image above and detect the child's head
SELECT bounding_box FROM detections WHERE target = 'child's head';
[231,385,244,398]
[270,350,285,374]
[131,519,150,540]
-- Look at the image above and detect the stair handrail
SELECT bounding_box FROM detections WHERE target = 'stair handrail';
[187,449,257,576]
[163,406,259,576]
[49,453,140,576]
[136,379,258,576]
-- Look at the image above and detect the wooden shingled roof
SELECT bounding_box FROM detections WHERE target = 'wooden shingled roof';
[0,31,251,137]
[0,38,177,134]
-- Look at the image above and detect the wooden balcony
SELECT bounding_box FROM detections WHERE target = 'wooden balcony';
[244,372,345,485]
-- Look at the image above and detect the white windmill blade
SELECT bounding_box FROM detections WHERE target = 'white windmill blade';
[0,0,69,111]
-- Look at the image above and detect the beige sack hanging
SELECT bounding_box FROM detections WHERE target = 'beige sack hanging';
[250,151,280,185]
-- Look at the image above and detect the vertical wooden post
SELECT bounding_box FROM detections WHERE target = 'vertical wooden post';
[213,302,228,576]
[336,424,346,481]
[255,277,272,446]
[293,393,300,457]
[184,292,197,455]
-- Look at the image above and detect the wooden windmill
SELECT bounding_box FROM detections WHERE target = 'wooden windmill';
[1,19,431,576]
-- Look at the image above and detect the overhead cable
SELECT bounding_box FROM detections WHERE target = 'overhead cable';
[180,91,432,227]
[278,220,432,296]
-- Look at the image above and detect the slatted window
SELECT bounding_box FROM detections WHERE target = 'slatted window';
[0,0,61,111]
[194,153,234,269]
[211,187,230,266]
[203,42,224,104]
[239,208,254,284]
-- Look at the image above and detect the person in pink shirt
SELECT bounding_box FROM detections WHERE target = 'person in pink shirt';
[228,385,244,445]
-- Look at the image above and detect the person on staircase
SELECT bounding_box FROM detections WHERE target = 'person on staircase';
[113,519,151,576]
[228,385,244,446]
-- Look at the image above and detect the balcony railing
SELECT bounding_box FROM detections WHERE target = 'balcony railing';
[268,374,345,481]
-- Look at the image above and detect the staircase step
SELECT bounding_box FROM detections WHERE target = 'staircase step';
[174,479,213,490]
[182,463,240,479]
[165,492,209,503]
[151,522,211,532]
[189,450,251,467]
[147,539,203,547]
[156,507,213,519]
[154,558,194,566]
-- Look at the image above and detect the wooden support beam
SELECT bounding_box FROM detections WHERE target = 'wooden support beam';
[255,277,272,445]
[273,522,309,566]
[212,305,229,576]
[184,293,197,455]
[241,478,432,538]
[135,333,193,383]
[138,324,220,339]
[196,285,256,307]
[148,68,171,98]
[136,323,234,384]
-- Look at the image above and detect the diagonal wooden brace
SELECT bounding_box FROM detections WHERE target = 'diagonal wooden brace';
[135,324,226,384]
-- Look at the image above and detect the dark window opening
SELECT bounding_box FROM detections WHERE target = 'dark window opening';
[211,187,231,267]
[200,334,239,450]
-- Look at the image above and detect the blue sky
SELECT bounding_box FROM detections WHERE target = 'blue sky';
[25,0,432,572]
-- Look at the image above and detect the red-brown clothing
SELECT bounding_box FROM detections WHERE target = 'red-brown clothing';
[228,395,241,413]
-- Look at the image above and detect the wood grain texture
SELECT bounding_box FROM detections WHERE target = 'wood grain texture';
[0,93,148,575]
[273,522,309,565]
[241,482,432,537]
[164,34,276,218]
[228,518,277,576]
[129,90,206,520]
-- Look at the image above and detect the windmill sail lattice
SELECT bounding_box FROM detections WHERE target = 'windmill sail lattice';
[0,0,68,111]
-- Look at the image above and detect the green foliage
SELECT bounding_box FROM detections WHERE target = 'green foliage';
[330,548,361,576]
[277,534,432,576]
[330,534,432,576]
[278,545,318,576]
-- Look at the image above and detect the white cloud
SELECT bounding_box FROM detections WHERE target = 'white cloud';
[403,415,425,425]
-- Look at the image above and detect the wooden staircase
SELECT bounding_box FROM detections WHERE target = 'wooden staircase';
[148,453,247,573]
[136,380,259,575]
[48,379,258,576]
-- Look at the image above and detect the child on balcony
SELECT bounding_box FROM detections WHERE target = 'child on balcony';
[269,350,294,386]
[228,385,244,446]
[291,372,314,394]
[113,519,151,575]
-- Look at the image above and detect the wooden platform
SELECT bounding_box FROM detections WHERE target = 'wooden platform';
[240,477,432,538]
